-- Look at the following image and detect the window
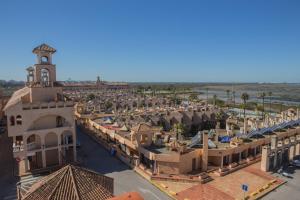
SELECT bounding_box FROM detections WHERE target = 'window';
[56,116,64,127]
[16,115,22,125]
[41,68,50,86]
[10,116,15,126]
[41,56,48,63]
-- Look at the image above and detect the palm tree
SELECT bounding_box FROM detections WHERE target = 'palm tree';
[226,89,230,101]
[213,94,217,106]
[241,93,249,120]
[206,88,209,106]
[174,123,184,140]
[258,92,266,120]
[232,91,236,107]
[268,91,272,114]
[241,92,249,134]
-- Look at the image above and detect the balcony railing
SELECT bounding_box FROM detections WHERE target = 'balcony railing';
[13,142,41,152]
[22,101,74,110]
[13,144,24,153]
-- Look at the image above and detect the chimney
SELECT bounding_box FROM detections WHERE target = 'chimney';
[202,131,208,171]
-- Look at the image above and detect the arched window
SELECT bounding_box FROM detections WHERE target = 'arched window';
[10,116,15,126]
[41,68,50,86]
[56,116,64,127]
[16,115,22,125]
[41,56,48,63]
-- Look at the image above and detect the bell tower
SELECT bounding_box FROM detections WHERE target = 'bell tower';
[29,43,57,87]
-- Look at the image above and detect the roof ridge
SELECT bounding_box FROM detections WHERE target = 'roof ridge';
[69,165,81,200]
[47,166,70,199]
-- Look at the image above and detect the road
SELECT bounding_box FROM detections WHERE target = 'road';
[262,165,300,200]
[77,128,171,200]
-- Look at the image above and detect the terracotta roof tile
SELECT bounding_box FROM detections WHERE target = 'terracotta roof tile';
[32,43,56,53]
[22,164,114,200]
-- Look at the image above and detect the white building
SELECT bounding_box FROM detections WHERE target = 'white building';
[4,44,76,172]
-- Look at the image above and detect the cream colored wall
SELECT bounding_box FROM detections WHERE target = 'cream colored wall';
[45,132,58,148]
[30,87,62,102]
[179,149,202,173]
[6,104,74,137]
[157,161,180,174]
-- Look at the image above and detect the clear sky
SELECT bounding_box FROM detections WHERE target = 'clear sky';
[0,0,299,83]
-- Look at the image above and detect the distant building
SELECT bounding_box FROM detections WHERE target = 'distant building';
[61,75,129,92]
[4,44,76,173]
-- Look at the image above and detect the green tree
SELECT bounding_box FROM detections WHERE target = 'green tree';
[189,93,198,101]
[87,93,95,100]
[174,123,185,140]
[241,92,249,121]
[258,92,266,119]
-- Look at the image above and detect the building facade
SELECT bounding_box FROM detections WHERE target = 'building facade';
[4,44,76,172]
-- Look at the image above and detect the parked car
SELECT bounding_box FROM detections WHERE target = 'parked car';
[277,167,293,178]
[291,159,300,167]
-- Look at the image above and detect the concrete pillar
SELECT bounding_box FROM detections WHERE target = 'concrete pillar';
[73,126,77,162]
[273,150,278,169]
[296,143,300,156]
[24,158,29,172]
[23,136,29,171]
[42,150,46,168]
[271,136,278,150]
[58,133,62,165]
[254,147,257,157]
[238,152,242,162]
[289,145,295,161]
[220,155,224,168]
[41,136,46,168]
[261,146,270,172]
[202,131,208,171]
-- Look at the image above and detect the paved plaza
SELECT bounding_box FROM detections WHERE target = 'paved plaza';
[154,162,284,200]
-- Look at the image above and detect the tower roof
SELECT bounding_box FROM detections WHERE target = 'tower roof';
[32,43,56,54]
[21,164,114,200]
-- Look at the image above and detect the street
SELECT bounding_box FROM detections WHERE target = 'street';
[77,128,171,200]
[263,165,300,200]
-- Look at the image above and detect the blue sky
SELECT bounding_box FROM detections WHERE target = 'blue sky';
[0,0,299,82]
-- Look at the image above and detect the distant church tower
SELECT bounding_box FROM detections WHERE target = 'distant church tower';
[96,75,103,89]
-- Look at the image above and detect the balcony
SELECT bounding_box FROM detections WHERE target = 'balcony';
[22,101,74,110]
[13,144,24,153]
[13,142,41,152]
